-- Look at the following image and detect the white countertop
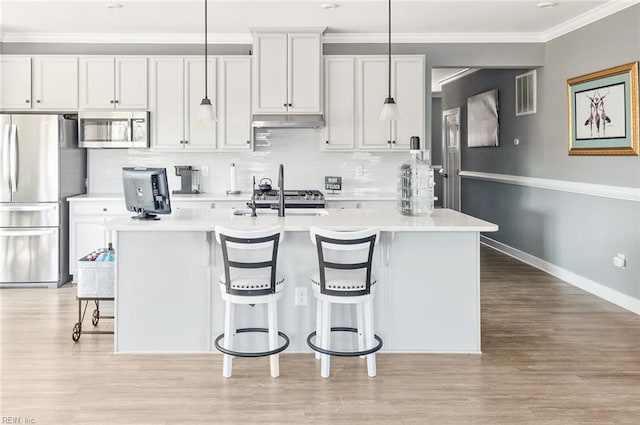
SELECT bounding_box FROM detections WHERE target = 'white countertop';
[104,208,498,233]
[67,192,396,202]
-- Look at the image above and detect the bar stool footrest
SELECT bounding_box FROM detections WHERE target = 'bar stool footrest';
[214,327,290,358]
[307,327,383,357]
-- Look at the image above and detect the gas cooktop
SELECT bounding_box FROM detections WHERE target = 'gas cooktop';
[253,190,325,208]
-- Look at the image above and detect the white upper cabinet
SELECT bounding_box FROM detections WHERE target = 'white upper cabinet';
[79,56,147,109]
[0,56,78,110]
[391,56,425,150]
[184,57,217,151]
[217,57,252,151]
[33,57,79,109]
[287,33,322,113]
[251,28,324,114]
[0,56,32,110]
[323,56,357,151]
[358,57,391,150]
[357,55,425,151]
[149,56,216,151]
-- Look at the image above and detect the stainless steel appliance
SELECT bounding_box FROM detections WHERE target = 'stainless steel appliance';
[1,114,86,287]
[172,166,201,194]
[78,110,149,148]
[253,189,325,209]
[252,114,324,129]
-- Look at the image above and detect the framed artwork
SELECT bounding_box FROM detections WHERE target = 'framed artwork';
[467,89,499,147]
[567,62,639,155]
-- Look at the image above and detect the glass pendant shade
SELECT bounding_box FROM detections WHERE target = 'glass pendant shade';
[379,97,400,121]
[197,97,216,122]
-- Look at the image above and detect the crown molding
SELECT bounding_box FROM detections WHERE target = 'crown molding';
[0,33,253,44]
[322,32,546,44]
[542,0,640,42]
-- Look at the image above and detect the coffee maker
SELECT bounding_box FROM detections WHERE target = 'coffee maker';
[172,166,201,194]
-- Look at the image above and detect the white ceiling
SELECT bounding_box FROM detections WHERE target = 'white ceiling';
[0,0,636,44]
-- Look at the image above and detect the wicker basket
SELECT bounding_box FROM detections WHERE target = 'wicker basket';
[77,255,115,298]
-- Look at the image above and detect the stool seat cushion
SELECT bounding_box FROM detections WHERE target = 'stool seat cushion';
[219,271,284,292]
[311,271,377,291]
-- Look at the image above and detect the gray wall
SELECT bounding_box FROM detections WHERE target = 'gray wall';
[443,6,640,300]
[431,96,444,207]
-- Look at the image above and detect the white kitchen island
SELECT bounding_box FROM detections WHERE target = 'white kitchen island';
[105,208,497,354]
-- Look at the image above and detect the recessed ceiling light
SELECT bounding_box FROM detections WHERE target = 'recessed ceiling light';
[536,2,558,8]
[105,3,124,9]
[320,3,339,10]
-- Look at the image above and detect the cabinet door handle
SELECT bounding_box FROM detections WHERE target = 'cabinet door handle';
[325,140,329,144]
[283,103,287,107]
[387,140,391,144]
[110,100,114,104]
[103,208,108,212]
[36,100,41,103]
[115,100,119,104]
[288,103,292,107]
[25,99,30,103]
[179,140,184,144]
[246,140,250,145]
[392,140,396,144]
[184,140,189,144]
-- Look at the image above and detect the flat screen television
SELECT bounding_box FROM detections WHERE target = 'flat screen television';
[122,167,172,220]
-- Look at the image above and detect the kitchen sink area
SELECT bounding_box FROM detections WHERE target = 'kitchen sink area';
[232,208,330,217]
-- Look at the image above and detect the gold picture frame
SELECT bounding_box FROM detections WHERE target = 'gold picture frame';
[567,62,639,155]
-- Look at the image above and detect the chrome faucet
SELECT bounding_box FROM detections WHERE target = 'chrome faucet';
[247,176,258,217]
[278,164,285,217]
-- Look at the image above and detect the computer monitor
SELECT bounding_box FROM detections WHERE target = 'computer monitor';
[122,167,172,220]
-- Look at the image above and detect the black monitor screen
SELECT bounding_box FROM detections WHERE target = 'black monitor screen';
[122,167,172,220]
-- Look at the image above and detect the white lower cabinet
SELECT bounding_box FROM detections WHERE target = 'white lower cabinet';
[69,199,216,279]
[69,201,128,278]
[325,200,395,209]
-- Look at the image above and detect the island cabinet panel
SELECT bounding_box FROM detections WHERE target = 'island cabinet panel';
[385,232,480,352]
[115,231,210,353]
[107,208,496,354]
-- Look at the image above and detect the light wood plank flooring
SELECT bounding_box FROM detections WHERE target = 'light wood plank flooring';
[1,247,639,424]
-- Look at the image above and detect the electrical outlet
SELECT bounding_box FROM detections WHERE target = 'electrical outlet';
[201,165,209,177]
[613,253,626,269]
[355,165,364,177]
[294,287,308,306]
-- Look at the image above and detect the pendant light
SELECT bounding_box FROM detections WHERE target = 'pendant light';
[197,0,216,122]
[379,0,399,121]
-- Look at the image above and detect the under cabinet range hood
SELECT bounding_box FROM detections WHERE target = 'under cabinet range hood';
[251,114,324,129]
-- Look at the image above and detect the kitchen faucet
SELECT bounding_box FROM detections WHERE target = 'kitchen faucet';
[247,176,257,217]
[278,164,285,217]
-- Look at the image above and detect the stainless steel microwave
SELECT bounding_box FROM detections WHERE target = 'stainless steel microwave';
[79,111,149,148]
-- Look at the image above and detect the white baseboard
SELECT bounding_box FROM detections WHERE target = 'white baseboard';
[481,236,640,315]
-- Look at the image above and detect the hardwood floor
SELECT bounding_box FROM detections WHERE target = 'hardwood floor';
[1,247,639,424]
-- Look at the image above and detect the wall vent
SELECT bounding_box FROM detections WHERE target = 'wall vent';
[515,70,536,116]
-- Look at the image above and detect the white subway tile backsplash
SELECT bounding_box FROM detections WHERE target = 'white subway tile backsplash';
[87,128,408,194]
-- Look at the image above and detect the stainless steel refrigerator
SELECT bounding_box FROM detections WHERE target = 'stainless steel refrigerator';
[1,114,86,287]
